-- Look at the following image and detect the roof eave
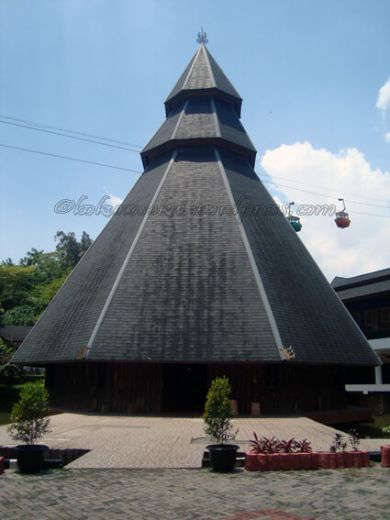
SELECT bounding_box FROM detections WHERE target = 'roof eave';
[164,89,242,117]
[141,138,256,169]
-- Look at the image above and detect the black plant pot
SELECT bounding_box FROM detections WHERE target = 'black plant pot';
[16,445,48,474]
[207,444,239,472]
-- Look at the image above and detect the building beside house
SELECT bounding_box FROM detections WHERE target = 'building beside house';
[332,268,390,413]
[0,325,32,350]
[12,38,380,416]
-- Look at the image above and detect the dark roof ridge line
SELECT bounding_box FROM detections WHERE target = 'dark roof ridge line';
[182,45,203,91]
[202,44,217,87]
[172,100,189,139]
[84,152,177,357]
[210,98,222,137]
[213,147,284,359]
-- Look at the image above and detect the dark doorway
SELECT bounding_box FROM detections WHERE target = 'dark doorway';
[162,364,208,413]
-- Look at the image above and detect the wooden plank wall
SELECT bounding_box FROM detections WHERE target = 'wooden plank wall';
[46,362,163,413]
[45,362,347,414]
[207,364,346,415]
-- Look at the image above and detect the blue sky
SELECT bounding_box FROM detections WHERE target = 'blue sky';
[1,0,389,279]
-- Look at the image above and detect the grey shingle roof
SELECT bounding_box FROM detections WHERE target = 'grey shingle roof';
[0,326,31,343]
[12,44,380,368]
[331,268,390,301]
[335,280,390,301]
[332,268,390,289]
[165,44,242,116]
[142,97,256,168]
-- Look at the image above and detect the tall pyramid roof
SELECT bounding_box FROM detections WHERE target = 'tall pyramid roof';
[164,44,242,115]
[13,43,379,367]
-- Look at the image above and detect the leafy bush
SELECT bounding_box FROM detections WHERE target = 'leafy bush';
[294,439,312,453]
[0,364,24,384]
[203,376,236,444]
[249,432,312,454]
[0,339,13,365]
[348,429,361,451]
[2,305,36,326]
[8,383,50,444]
[330,433,348,453]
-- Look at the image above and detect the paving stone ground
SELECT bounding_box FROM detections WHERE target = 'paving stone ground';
[1,415,389,519]
[1,466,389,520]
[0,413,387,468]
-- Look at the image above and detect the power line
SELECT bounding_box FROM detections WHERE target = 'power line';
[259,177,390,211]
[350,209,390,218]
[1,139,388,218]
[0,142,142,174]
[258,173,390,207]
[0,114,143,150]
[2,113,387,207]
[0,119,142,153]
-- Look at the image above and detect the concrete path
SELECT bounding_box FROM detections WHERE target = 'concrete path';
[0,413,387,468]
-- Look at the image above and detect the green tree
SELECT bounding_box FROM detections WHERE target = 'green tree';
[2,305,36,326]
[32,272,68,317]
[20,248,44,267]
[0,338,12,363]
[8,383,50,444]
[55,231,92,269]
[1,258,14,266]
[0,231,92,326]
[0,265,35,311]
[203,376,235,444]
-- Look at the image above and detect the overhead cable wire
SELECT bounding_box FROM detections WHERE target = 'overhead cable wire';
[0,114,143,149]
[1,141,388,218]
[258,177,390,210]
[0,143,142,174]
[0,119,142,153]
[258,172,389,204]
[2,113,388,207]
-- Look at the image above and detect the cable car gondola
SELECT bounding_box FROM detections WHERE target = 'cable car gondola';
[335,198,351,229]
[287,202,302,232]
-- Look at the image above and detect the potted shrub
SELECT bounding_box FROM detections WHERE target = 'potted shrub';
[203,376,238,472]
[8,382,51,473]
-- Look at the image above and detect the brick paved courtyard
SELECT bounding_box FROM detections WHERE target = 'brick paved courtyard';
[1,415,389,519]
[0,414,387,468]
[1,466,389,520]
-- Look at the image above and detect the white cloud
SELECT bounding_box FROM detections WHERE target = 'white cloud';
[107,193,123,207]
[260,142,390,280]
[385,132,390,143]
[376,78,390,111]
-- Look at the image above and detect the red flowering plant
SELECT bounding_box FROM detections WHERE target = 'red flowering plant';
[249,432,312,454]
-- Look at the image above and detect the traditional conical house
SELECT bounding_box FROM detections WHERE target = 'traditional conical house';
[13,40,380,414]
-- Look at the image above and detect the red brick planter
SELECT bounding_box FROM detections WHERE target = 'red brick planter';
[336,452,345,468]
[318,452,337,469]
[245,452,318,471]
[345,451,370,468]
[344,452,355,467]
[310,452,320,469]
[245,451,370,471]
[318,451,369,469]
[381,445,390,467]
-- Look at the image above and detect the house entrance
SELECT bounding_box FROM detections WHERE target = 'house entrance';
[162,364,208,413]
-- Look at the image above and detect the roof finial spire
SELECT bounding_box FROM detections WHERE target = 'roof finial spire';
[196,27,208,44]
